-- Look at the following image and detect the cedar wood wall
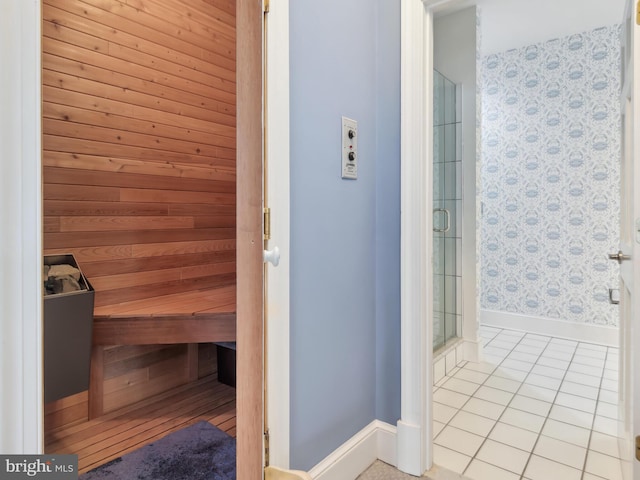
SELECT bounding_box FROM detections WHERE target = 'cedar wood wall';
[42,0,236,426]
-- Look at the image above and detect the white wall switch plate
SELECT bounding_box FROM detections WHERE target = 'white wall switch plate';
[341,116,357,179]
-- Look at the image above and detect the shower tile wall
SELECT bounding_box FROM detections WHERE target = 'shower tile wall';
[480,25,621,326]
[434,71,463,350]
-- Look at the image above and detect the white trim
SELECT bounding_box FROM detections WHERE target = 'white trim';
[399,0,431,475]
[0,0,43,454]
[265,0,291,469]
[424,0,476,15]
[396,421,424,475]
[399,0,440,475]
[376,422,398,467]
[308,421,397,480]
[462,338,482,363]
[480,309,619,347]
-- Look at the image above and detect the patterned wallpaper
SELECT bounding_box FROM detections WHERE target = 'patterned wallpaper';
[480,25,621,326]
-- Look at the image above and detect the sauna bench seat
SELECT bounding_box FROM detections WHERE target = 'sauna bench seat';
[92,288,236,345]
[89,288,236,418]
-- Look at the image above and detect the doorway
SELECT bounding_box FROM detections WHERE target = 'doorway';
[432,3,625,479]
[37,2,264,476]
[398,1,628,473]
[1,2,281,475]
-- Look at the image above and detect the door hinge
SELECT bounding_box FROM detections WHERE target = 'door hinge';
[264,0,270,13]
[637,0,640,25]
[264,207,271,240]
[264,429,270,467]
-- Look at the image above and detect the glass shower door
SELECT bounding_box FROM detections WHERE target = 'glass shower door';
[433,70,462,352]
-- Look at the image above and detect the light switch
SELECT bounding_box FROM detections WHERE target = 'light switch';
[342,116,357,179]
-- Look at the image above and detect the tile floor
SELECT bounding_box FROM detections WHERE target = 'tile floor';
[433,326,626,480]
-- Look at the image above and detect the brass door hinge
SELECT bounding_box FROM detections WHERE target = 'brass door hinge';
[264,429,270,467]
[264,0,270,13]
[264,207,271,240]
[636,435,640,461]
[637,0,640,25]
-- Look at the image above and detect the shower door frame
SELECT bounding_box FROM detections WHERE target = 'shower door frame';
[432,70,462,352]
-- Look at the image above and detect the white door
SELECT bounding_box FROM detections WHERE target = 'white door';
[618,2,640,479]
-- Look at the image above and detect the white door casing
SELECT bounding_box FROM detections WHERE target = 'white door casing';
[0,0,43,455]
[398,0,432,475]
[265,0,292,470]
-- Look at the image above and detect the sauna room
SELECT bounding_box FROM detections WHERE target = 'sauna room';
[41,0,239,474]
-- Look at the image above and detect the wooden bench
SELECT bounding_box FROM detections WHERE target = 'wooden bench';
[89,286,236,418]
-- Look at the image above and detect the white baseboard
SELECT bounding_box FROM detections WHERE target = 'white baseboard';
[308,420,397,480]
[376,421,398,467]
[396,419,424,476]
[480,309,618,347]
[462,338,481,363]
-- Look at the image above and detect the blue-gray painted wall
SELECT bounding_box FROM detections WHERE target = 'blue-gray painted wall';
[289,0,401,470]
[374,0,402,426]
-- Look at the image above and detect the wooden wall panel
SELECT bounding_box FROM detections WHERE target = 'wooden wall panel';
[45,391,89,433]
[102,345,190,413]
[198,343,217,378]
[42,0,235,416]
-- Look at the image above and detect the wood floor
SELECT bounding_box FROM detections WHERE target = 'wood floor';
[45,374,236,474]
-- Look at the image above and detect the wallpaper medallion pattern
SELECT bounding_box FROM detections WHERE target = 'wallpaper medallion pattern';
[480,25,621,326]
